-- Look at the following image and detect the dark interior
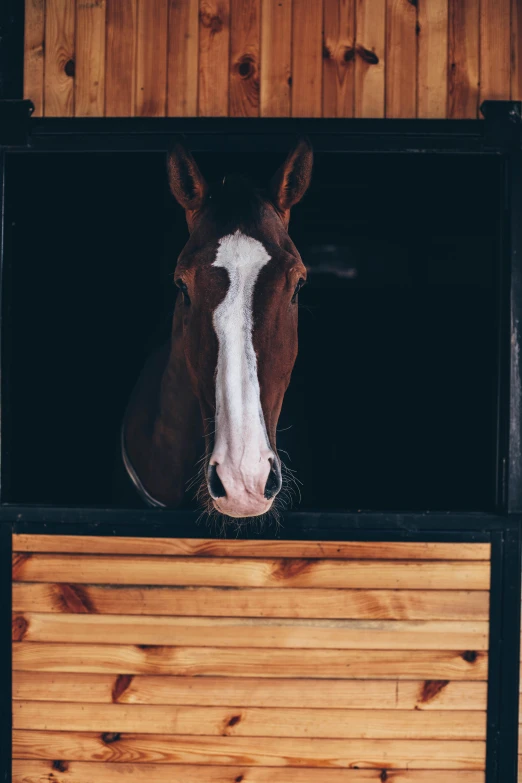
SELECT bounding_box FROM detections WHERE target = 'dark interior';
[4,148,502,510]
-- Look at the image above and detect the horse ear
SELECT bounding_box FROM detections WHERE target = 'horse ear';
[271,136,313,212]
[166,137,208,211]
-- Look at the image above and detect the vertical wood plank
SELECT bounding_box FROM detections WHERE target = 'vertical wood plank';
[512,0,522,102]
[355,0,386,117]
[198,1,231,115]
[136,0,168,116]
[24,0,45,116]
[417,0,448,118]
[260,0,292,116]
[292,0,323,117]
[105,0,137,116]
[479,0,511,103]
[44,0,75,116]
[229,0,260,116]
[448,0,479,118]
[75,0,106,116]
[323,0,355,117]
[167,0,199,116]
[385,0,417,118]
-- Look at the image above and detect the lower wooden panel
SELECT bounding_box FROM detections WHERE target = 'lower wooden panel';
[12,760,487,783]
[12,536,490,781]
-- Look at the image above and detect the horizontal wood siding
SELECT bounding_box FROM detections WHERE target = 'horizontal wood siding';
[23,2,516,116]
[13,535,489,780]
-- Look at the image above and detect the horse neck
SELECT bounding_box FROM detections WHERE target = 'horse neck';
[125,303,203,507]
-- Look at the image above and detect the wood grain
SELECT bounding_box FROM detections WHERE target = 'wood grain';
[229,0,260,116]
[12,554,490,589]
[11,730,487,768]
[386,0,417,118]
[417,0,448,118]
[13,672,488,710]
[75,0,106,115]
[323,0,356,117]
[12,535,491,560]
[23,0,45,116]
[292,0,323,117]
[199,0,231,115]
[135,0,168,116]
[14,613,489,650]
[259,0,291,116]
[13,700,487,739]
[448,0,479,118]
[105,0,137,115]
[12,583,491,619]
[44,0,76,116]
[512,0,522,102]
[355,0,386,118]
[12,642,488,679]
[479,0,511,104]
[167,0,199,115]
[10,760,487,782]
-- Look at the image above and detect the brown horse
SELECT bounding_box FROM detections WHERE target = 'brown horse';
[121,137,313,520]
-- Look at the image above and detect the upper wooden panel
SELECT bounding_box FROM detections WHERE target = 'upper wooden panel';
[23,0,518,118]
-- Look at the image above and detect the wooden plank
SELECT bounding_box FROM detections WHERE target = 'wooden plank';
[135,0,168,116]
[229,0,260,116]
[14,613,490,650]
[385,0,417,118]
[448,0,479,118]
[512,0,522,102]
[12,535,491,560]
[23,0,45,116]
[12,642,489,679]
[44,0,75,116]
[12,583,491,619]
[11,761,487,783]
[12,672,488,710]
[479,0,511,103]
[105,0,137,116]
[75,0,106,115]
[167,0,199,115]
[12,554,491,589]
[13,700,487,739]
[417,0,448,118]
[259,0,291,116]
[354,0,386,118]
[199,0,231,116]
[11,730,487,768]
[292,0,323,117]
[323,0,356,117]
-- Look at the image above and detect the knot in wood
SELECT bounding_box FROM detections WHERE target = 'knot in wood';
[52,761,69,772]
[462,650,478,663]
[200,10,223,33]
[101,732,121,744]
[12,614,28,641]
[343,46,355,63]
[236,54,255,79]
[356,45,379,65]
[64,59,75,78]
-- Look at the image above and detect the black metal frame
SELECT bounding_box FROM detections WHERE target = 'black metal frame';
[1,98,522,781]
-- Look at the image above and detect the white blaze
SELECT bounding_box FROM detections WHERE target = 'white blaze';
[211,231,272,485]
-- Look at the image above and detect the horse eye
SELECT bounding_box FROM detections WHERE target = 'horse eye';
[292,278,305,304]
[176,279,191,305]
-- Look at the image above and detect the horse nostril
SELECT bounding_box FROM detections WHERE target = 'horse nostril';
[264,462,281,499]
[208,464,226,498]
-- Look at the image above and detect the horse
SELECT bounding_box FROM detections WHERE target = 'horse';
[121,136,313,521]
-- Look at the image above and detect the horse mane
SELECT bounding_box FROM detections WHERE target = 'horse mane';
[208,175,267,235]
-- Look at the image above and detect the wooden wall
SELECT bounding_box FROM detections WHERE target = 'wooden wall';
[24,0,521,119]
[12,534,490,781]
